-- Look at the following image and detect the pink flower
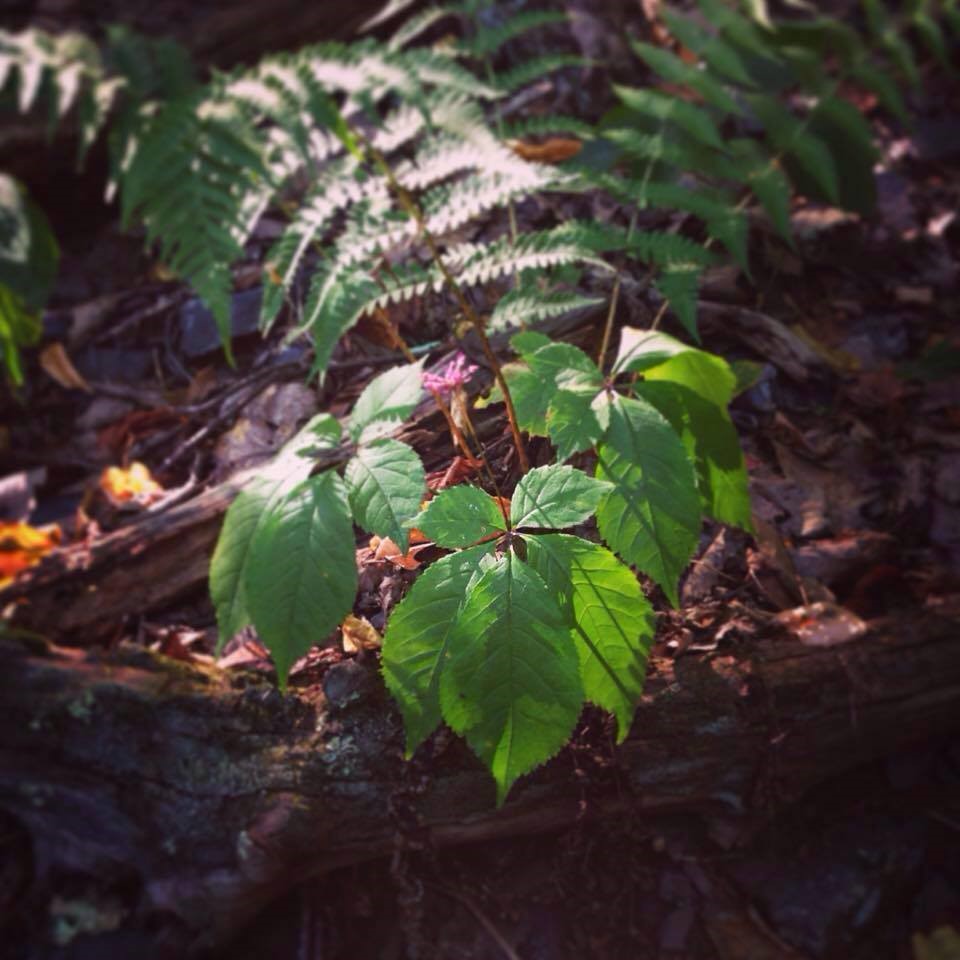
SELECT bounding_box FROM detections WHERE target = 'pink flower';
[422,352,478,398]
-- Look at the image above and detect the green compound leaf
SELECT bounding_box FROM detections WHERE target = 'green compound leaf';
[413,484,506,547]
[439,552,583,805]
[245,472,357,689]
[345,438,425,550]
[546,388,606,462]
[348,360,424,443]
[614,328,736,408]
[510,464,612,530]
[381,543,494,757]
[210,413,341,652]
[525,533,654,740]
[209,424,336,653]
[495,361,554,436]
[637,381,753,530]
[595,395,701,607]
[525,341,604,392]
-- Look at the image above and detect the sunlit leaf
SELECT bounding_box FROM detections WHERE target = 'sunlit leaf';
[381,542,493,756]
[440,551,583,804]
[595,394,700,606]
[348,360,424,443]
[245,472,357,689]
[413,484,506,547]
[345,438,425,550]
[526,533,653,739]
[510,464,612,530]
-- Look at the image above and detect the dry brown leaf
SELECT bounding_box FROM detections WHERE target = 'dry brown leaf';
[368,534,426,570]
[0,521,61,587]
[508,137,582,164]
[39,342,92,393]
[341,613,382,654]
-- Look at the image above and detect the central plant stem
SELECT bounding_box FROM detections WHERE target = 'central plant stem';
[363,139,531,474]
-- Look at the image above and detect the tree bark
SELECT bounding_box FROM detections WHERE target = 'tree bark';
[1,602,958,955]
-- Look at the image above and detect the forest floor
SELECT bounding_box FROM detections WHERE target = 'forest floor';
[2,10,960,960]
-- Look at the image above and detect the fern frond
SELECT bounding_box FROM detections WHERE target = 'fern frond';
[604,128,739,182]
[422,162,564,233]
[492,54,588,93]
[489,287,602,331]
[662,8,759,87]
[747,94,839,203]
[635,181,749,272]
[655,263,703,340]
[259,156,375,330]
[121,96,268,358]
[501,114,595,140]
[728,138,793,244]
[614,84,726,151]
[388,5,459,51]
[630,41,743,116]
[459,10,568,58]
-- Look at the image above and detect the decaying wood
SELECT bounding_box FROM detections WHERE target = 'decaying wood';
[1,603,958,955]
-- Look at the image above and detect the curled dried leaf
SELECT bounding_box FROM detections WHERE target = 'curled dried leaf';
[0,521,61,587]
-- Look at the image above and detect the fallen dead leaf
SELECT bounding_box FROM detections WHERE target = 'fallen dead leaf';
[0,521,61,587]
[426,455,483,491]
[775,601,867,647]
[39,342,92,393]
[508,137,582,164]
[341,613,382,653]
[369,535,427,570]
[99,462,164,507]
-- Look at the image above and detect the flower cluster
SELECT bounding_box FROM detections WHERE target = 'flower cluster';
[422,352,478,398]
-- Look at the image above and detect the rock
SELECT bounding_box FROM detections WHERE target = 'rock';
[178,288,262,359]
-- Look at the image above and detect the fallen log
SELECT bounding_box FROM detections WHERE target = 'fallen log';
[1,601,958,955]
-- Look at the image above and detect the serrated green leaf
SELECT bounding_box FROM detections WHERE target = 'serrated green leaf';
[210,466,314,653]
[414,484,506,547]
[510,465,612,530]
[348,360,424,443]
[637,381,752,529]
[245,472,357,689]
[525,533,653,740]
[511,330,554,356]
[209,411,342,652]
[382,543,494,757]
[345,438,425,550]
[526,341,603,390]
[595,395,701,606]
[546,388,606,462]
[498,361,554,436]
[439,552,583,804]
[615,328,736,408]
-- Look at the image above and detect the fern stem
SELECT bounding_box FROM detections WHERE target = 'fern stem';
[597,212,637,371]
[361,137,531,474]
